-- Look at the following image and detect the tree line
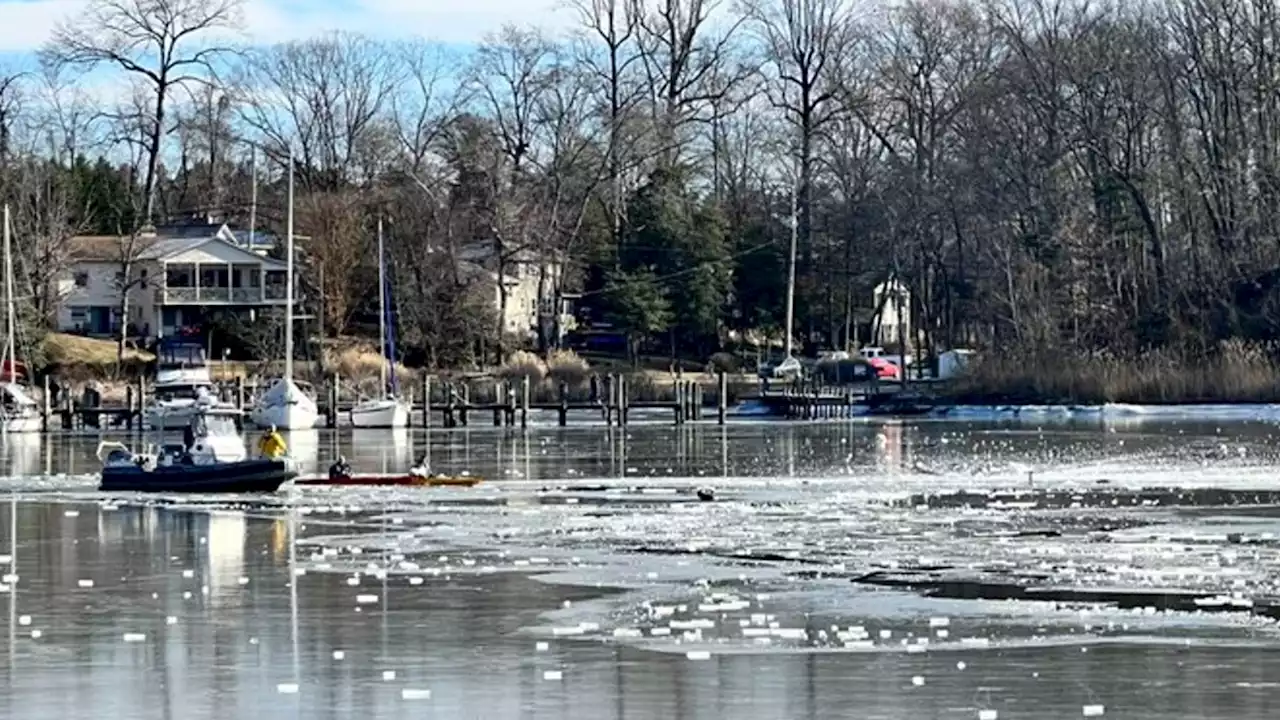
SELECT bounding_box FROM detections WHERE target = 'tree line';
[1,0,1278,370]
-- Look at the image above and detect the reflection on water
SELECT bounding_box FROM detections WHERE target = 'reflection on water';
[2,416,1280,487]
[0,501,1275,719]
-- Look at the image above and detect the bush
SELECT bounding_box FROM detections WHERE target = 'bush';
[707,351,740,373]
[546,349,591,387]
[941,340,1280,404]
[497,350,547,383]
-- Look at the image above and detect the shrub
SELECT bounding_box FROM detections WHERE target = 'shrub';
[707,351,740,373]
[497,350,547,384]
[546,349,591,387]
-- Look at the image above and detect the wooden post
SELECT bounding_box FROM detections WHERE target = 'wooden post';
[558,382,568,427]
[234,376,244,410]
[494,380,504,426]
[62,393,72,431]
[42,375,51,432]
[444,381,456,428]
[460,384,470,426]
[604,374,614,426]
[328,374,340,428]
[125,385,134,430]
[717,371,727,425]
[406,386,414,428]
[520,375,530,428]
[693,381,703,421]
[674,380,685,425]
[422,375,432,427]
[614,371,624,422]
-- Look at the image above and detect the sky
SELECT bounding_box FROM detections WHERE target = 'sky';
[0,0,573,56]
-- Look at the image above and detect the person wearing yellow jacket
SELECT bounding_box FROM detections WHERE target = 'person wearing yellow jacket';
[258,425,288,459]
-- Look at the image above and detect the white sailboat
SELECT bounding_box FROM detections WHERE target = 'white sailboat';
[349,218,409,428]
[0,205,41,434]
[251,146,318,430]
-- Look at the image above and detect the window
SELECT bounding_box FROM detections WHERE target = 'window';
[139,269,148,289]
[69,306,87,328]
[73,272,89,288]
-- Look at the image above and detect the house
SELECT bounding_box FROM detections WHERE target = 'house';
[455,243,576,344]
[59,224,291,339]
[872,278,911,346]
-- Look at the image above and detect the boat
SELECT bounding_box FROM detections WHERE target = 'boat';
[295,472,482,487]
[0,206,41,434]
[349,217,409,428]
[251,146,319,430]
[144,339,236,429]
[97,406,296,493]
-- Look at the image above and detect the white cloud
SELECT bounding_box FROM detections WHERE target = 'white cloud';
[0,0,571,54]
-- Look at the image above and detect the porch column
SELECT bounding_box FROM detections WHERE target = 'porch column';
[194,263,201,301]
[260,268,265,301]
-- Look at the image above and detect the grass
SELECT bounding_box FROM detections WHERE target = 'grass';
[940,340,1280,404]
[43,333,154,381]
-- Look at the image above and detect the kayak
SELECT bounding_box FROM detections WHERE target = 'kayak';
[295,473,482,487]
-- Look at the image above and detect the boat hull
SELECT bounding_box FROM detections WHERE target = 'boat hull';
[251,402,318,430]
[146,401,238,430]
[1,413,41,433]
[99,459,296,493]
[349,399,409,428]
[296,473,481,487]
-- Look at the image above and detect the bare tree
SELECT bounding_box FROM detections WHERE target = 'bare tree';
[569,0,647,242]
[238,31,398,189]
[635,0,751,165]
[42,0,243,227]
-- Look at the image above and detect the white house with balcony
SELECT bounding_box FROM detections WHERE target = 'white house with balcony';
[59,225,291,339]
[455,242,576,344]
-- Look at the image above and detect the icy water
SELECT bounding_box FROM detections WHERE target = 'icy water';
[3,418,1280,718]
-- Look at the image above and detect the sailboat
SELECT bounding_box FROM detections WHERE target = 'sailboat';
[251,147,319,430]
[349,218,409,428]
[0,205,41,434]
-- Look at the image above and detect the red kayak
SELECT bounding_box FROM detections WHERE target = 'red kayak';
[295,473,483,487]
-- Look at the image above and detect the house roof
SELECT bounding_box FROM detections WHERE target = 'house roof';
[68,233,287,269]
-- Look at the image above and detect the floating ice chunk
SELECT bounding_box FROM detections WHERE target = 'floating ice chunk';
[685,650,712,660]
[646,572,659,580]
[961,637,990,648]
[276,683,299,694]
[535,642,549,652]
[612,628,642,638]
[77,579,94,588]
[64,510,79,517]
[401,689,431,700]
[650,627,672,637]
[122,633,146,642]
[408,577,424,585]
[979,711,998,720]
[1082,705,1105,717]
[912,676,925,686]
[937,629,950,639]
[182,569,195,579]
[957,661,967,670]
[578,622,600,632]
[670,619,715,631]
[930,617,950,628]
[844,640,875,650]
[166,616,177,625]
[18,615,30,626]
[238,577,250,586]
[382,671,396,681]
[771,628,806,640]
[2,574,16,583]
[356,594,379,604]
[0,555,10,563]
[543,670,563,681]
[183,591,192,600]
[552,626,584,636]
[879,630,892,639]
[346,576,360,586]
[29,630,40,639]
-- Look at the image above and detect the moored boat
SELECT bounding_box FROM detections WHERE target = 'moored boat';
[97,406,296,493]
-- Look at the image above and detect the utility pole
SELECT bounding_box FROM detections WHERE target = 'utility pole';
[784,171,799,360]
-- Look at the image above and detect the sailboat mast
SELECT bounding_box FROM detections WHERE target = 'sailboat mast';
[377,217,387,395]
[285,147,295,383]
[3,205,14,384]
[248,146,257,247]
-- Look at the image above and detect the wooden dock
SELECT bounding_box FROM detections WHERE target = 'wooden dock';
[39,371,745,430]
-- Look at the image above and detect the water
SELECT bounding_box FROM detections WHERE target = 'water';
[2,417,1280,718]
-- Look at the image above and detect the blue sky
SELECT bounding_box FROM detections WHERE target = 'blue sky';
[0,0,571,57]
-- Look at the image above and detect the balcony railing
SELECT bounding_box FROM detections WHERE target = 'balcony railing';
[152,286,288,304]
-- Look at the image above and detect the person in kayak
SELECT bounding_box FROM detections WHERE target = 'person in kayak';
[328,455,351,480]
[258,425,287,459]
